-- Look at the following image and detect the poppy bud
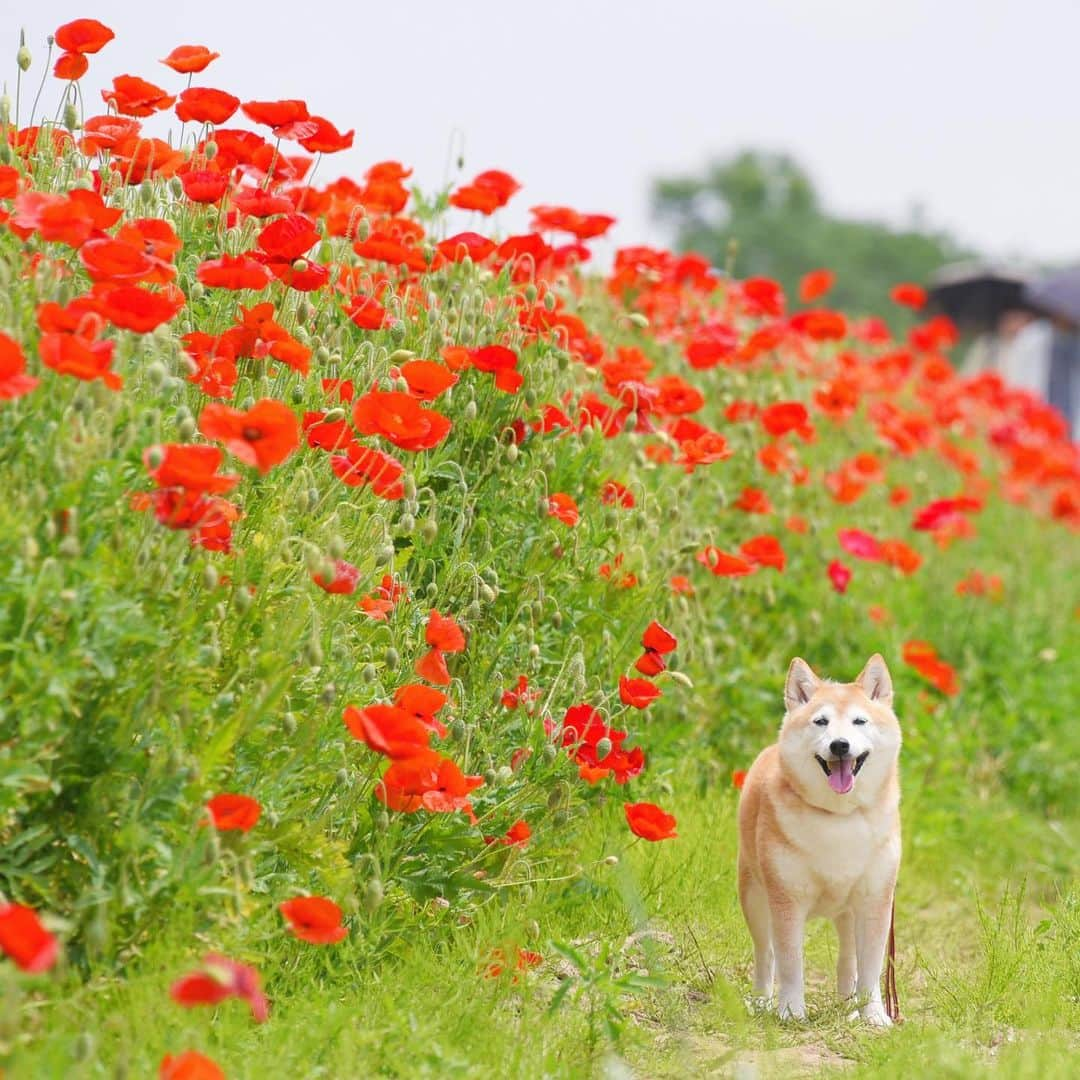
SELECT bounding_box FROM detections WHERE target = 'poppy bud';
[146,361,167,387]
[623,412,638,433]
[198,644,221,666]
[240,395,255,411]
[214,603,227,621]
[202,564,219,590]
[463,401,477,421]
[496,765,512,786]
[552,809,569,827]
[314,344,330,365]
[383,646,400,670]
[335,767,350,787]
[215,691,234,709]
[604,855,620,866]
[292,258,308,273]
[0,141,10,165]
[374,810,390,832]
[0,93,10,125]
[542,743,558,763]
[58,536,80,559]
[449,717,466,741]
[289,385,304,404]
[17,34,31,72]
[402,474,417,500]
[204,140,218,160]
[543,291,556,311]
[595,737,613,760]
[308,486,320,507]
[63,101,79,131]
[389,320,406,343]
[420,519,438,544]
[398,513,415,534]
[283,711,297,735]
[177,416,196,439]
[139,180,155,205]
[378,544,395,565]
[320,683,336,705]
[328,533,346,558]
[145,445,165,469]
[483,768,497,786]
[524,284,538,303]
[393,375,409,393]
[425,580,438,598]
[480,584,496,603]
[304,635,324,666]
[362,878,384,912]
[356,217,371,241]
[234,587,253,613]
[505,443,518,464]
[551,610,562,628]
[22,536,39,562]
[628,312,650,329]
[388,349,415,363]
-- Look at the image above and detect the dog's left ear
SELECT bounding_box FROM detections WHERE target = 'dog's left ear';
[857,653,893,705]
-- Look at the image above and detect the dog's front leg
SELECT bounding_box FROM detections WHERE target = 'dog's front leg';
[770,899,806,1021]
[854,891,894,1026]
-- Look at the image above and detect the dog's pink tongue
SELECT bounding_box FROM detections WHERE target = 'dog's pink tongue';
[828,758,854,794]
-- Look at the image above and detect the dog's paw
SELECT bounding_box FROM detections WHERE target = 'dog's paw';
[859,1001,892,1027]
[777,999,807,1023]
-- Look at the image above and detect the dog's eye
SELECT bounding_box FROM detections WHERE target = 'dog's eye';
[812,716,828,726]
[853,716,868,725]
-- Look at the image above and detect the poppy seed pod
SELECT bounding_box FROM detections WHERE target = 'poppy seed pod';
[203,140,218,160]
[282,712,297,735]
[383,646,400,670]
[362,878,384,913]
[595,737,613,760]
[63,101,79,132]
[482,768,497,786]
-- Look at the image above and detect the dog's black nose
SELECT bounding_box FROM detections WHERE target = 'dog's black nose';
[829,738,850,758]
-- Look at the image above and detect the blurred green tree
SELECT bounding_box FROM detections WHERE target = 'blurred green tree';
[652,150,969,317]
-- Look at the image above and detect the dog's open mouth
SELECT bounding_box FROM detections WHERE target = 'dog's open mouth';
[814,751,870,794]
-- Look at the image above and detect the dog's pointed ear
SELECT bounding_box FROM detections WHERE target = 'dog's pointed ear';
[785,657,820,711]
[857,653,893,705]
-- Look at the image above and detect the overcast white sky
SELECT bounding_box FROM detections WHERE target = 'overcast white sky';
[16,0,1080,265]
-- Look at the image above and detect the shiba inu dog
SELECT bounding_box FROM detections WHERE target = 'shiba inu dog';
[738,654,901,1026]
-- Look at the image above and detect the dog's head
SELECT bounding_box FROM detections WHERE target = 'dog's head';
[778,654,901,809]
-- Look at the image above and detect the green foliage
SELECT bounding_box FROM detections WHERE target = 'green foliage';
[652,149,968,319]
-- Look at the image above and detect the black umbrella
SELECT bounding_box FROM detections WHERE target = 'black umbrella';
[927,263,1032,334]
[1022,267,1080,330]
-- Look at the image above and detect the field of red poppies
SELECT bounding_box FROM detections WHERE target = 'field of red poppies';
[1,18,1078,1080]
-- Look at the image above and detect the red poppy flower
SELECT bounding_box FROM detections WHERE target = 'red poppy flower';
[393,684,449,737]
[436,232,496,262]
[80,236,164,284]
[902,641,959,695]
[199,399,300,473]
[696,547,756,578]
[799,268,835,303]
[94,284,185,333]
[144,444,239,494]
[170,954,269,1022]
[760,401,809,437]
[880,539,923,575]
[241,98,309,128]
[39,330,120,390]
[912,497,980,532]
[175,87,240,125]
[330,443,406,500]
[624,802,677,841]
[414,651,449,683]
[375,749,483,815]
[828,559,852,594]
[232,186,294,218]
[279,896,347,944]
[55,18,115,54]
[735,487,772,514]
[0,332,39,400]
[161,45,220,73]
[257,214,320,261]
[398,360,458,400]
[102,74,176,117]
[642,621,677,654]
[0,903,59,973]
[601,480,635,508]
[343,293,389,329]
[483,947,543,980]
[837,528,883,561]
[890,282,927,310]
[196,254,272,291]
[160,1050,226,1080]
[740,534,786,571]
[299,116,354,153]
[313,559,360,595]
[732,769,747,790]
[343,703,432,758]
[619,676,661,709]
[790,309,848,341]
[548,492,579,526]
[205,794,261,832]
[352,390,452,452]
[54,52,89,80]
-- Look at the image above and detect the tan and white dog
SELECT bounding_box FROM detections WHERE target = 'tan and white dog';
[737,654,901,1026]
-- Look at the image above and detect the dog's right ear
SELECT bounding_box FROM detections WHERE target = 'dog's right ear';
[785,657,820,712]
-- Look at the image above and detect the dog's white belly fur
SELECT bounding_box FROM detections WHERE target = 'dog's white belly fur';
[772,804,898,919]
